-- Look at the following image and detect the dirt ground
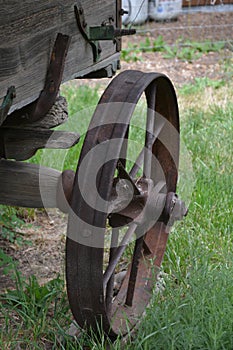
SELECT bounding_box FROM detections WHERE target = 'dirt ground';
[121,11,233,86]
[0,10,232,292]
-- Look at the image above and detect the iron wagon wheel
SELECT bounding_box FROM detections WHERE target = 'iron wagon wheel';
[66,70,183,340]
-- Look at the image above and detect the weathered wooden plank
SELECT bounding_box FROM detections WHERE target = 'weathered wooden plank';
[0,128,80,160]
[0,160,75,211]
[0,159,60,208]
[0,0,120,112]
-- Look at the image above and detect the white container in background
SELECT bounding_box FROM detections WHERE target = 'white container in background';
[149,0,182,21]
[122,0,148,25]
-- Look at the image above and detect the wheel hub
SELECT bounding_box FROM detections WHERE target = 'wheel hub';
[108,176,188,228]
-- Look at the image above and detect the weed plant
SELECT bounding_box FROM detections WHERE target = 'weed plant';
[121,36,228,63]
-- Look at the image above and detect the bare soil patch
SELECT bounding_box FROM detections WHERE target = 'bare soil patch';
[0,210,67,291]
[126,11,233,44]
[121,11,232,87]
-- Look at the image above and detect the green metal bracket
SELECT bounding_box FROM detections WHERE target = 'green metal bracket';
[87,26,116,41]
[0,86,16,126]
[74,2,135,62]
[74,3,102,62]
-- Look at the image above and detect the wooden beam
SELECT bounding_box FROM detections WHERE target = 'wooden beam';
[0,128,80,160]
[0,159,61,208]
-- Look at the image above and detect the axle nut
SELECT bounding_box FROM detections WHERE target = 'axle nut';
[165,192,188,226]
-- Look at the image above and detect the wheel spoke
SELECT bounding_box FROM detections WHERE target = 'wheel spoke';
[103,222,137,289]
[129,150,144,179]
[144,87,156,177]
[106,228,119,313]
[125,235,144,306]
[119,126,129,168]
[129,117,165,178]
[117,160,140,195]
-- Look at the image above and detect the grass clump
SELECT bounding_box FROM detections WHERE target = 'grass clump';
[121,36,228,62]
[0,272,71,349]
[0,206,25,244]
[179,77,225,95]
[134,262,233,350]
[127,81,233,349]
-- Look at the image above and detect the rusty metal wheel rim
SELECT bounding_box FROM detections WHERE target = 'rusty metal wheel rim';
[66,70,180,339]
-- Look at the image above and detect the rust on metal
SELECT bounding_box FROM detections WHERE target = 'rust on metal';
[57,170,75,213]
[5,33,71,124]
[0,87,16,162]
[0,86,16,126]
[31,33,71,121]
[66,70,186,340]
[74,1,135,62]
[74,3,102,62]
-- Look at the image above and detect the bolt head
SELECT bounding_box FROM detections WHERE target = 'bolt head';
[120,9,129,15]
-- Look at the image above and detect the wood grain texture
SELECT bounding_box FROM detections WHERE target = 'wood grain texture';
[3,95,69,128]
[0,159,61,208]
[0,127,80,160]
[0,0,119,112]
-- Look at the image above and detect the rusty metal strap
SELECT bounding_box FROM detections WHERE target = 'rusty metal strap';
[0,86,16,126]
[3,33,70,126]
[31,33,71,122]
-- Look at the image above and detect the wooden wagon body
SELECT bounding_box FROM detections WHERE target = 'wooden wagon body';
[0,0,122,114]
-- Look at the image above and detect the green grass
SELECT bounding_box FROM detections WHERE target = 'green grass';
[29,84,100,171]
[129,87,233,349]
[0,76,233,349]
[179,77,226,95]
[121,36,228,63]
